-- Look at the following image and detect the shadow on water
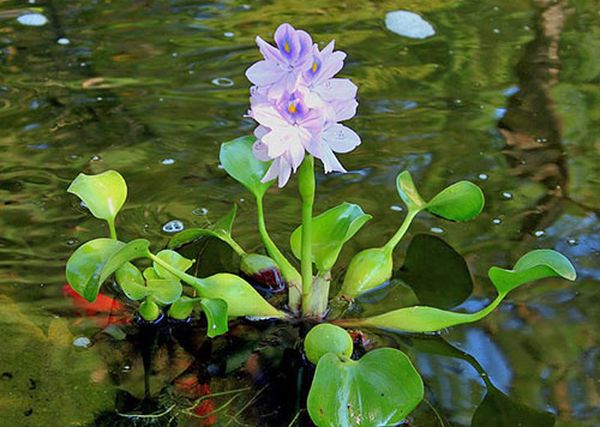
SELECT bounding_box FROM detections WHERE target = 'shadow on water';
[1,0,600,425]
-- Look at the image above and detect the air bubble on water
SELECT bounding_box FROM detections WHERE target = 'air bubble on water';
[192,207,208,216]
[66,238,78,246]
[217,163,224,169]
[493,28,500,34]
[390,204,403,212]
[241,4,251,10]
[162,220,184,233]
[172,52,178,57]
[478,173,488,181]
[224,31,235,38]
[122,364,132,373]
[17,13,48,26]
[57,37,70,45]
[533,230,545,238]
[96,96,103,101]
[72,336,91,348]
[430,226,444,234]
[535,136,548,144]
[492,218,502,225]
[80,201,88,210]
[90,155,101,161]
[501,191,513,200]
[161,158,175,165]
[567,238,579,246]
[211,77,234,87]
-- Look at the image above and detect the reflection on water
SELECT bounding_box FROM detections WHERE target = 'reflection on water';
[1,0,599,425]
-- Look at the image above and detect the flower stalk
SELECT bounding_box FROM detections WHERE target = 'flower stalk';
[298,156,316,315]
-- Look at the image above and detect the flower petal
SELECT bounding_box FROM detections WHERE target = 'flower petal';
[314,78,357,101]
[320,144,347,173]
[262,127,293,158]
[252,139,271,162]
[246,60,285,87]
[332,99,358,122]
[251,105,288,129]
[322,124,361,153]
[256,36,283,62]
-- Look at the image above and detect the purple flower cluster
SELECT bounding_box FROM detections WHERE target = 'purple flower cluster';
[246,23,360,187]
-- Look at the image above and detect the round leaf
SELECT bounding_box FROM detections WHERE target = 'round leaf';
[396,171,425,211]
[168,296,197,320]
[290,203,372,272]
[340,247,393,298]
[67,170,127,222]
[304,323,353,365]
[146,279,182,304]
[116,262,148,300]
[138,300,160,321]
[307,348,424,427]
[488,249,576,295]
[66,238,150,302]
[219,136,273,198]
[152,250,194,280]
[200,298,229,338]
[196,273,284,318]
[426,181,484,222]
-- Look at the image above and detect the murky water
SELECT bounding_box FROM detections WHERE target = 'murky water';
[1,0,599,425]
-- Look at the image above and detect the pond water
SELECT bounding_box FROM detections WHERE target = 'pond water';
[1,0,599,426]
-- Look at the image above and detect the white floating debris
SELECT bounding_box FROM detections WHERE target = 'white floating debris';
[385,11,435,39]
[73,336,91,348]
[57,37,70,45]
[17,13,48,27]
[161,158,175,165]
[162,219,184,233]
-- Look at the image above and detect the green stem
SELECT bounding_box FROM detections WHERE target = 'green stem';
[306,270,331,318]
[383,209,419,253]
[298,156,315,314]
[108,219,117,240]
[147,252,205,293]
[222,236,247,257]
[256,195,302,311]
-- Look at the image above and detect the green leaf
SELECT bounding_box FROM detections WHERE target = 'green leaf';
[168,296,197,320]
[67,170,127,222]
[115,262,148,300]
[195,273,284,318]
[152,250,194,280]
[143,267,160,281]
[426,181,484,222]
[146,279,183,304]
[340,247,393,298]
[307,348,423,427]
[168,205,238,249]
[339,249,576,333]
[472,382,555,427]
[397,234,472,309]
[66,238,150,302]
[304,324,353,365]
[290,203,372,272]
[200,299,229,338]
[219,136,273,198]
[488,249,576,295]
[138,299,160,321]
[396,171,426,211]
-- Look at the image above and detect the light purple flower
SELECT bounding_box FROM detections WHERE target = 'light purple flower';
[245,23,313,99]
[246,23,361,186]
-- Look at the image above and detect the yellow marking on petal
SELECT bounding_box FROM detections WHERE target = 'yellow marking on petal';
[284,42,290,53]
[288,102,297,114]
[311,62,318,73]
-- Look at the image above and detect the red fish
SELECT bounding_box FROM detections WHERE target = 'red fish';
[174,375,217,426]
[63,284,130,328]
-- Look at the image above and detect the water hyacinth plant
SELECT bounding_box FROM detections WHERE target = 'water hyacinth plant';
[65,23,577,426]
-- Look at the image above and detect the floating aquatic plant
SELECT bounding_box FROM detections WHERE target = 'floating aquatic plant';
[65,23,576,427]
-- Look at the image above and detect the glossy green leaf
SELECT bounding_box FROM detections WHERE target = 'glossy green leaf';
[304,324,353,365]
[152,250,194,280]
[143,267,160,281]
[290,203,372,272]
[168,296,197,320]
[195,273,284,318]
[115,263,148,300]
[340,247,393,298]
[426,181,484,222]
[168,205,238,249]
[307,348,424,427]
[67,170,127,222]
[472,383,555,427]
[146,279,182,304]
[488,249,576,294]
[219,136,273,198]
[396,171,426,211]
[138,300,160,321]
[338,249,576,333]
[200,298,229,338]
[397,234,472,309]
[66,238,150,302]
